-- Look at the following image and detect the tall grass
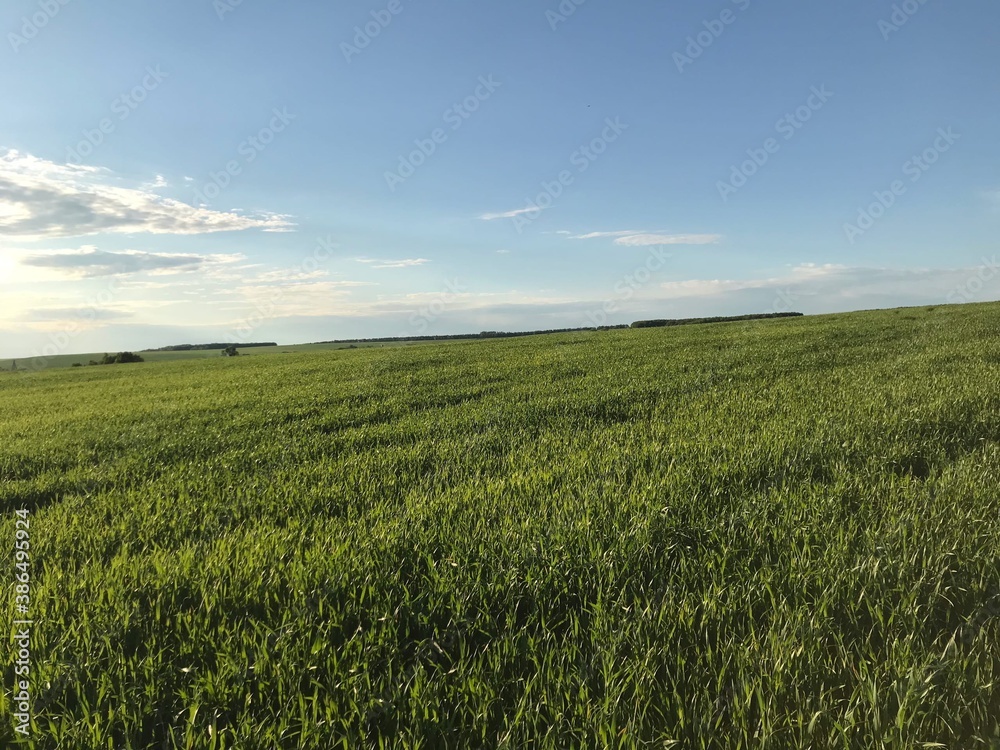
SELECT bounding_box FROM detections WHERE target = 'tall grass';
[2,303,999,748]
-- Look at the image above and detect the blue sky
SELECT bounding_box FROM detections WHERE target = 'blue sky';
[1,0,998,358]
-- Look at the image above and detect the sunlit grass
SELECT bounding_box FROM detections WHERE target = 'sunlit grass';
[2,303,999,748]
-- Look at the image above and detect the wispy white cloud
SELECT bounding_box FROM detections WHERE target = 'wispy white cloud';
[19,246,245,277]
[614,233,721,247]
[366,289,574,313]
[569,230,644,240]
[353,257,430,269]
[115,280,178,290]
[567,230,722,246]
[0,150,293,238]
[479,207,537,221]
[252,268,330,283]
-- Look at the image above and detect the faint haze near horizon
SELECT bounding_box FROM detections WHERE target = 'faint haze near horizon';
[1,0,999,359]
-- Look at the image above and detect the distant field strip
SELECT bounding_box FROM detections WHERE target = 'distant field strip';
[1,304,999,748]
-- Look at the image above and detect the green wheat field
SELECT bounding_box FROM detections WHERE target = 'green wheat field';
[3,302,1000,749]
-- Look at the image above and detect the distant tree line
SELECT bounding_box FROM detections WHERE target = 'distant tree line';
[630,313,803,329]
[141,343,277,352]
[314,326,630,346]
[73,352,145,367]
[86,316,804,368]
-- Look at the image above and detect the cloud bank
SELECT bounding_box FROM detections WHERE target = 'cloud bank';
[20,247,244,277]
[0,150,293,238]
